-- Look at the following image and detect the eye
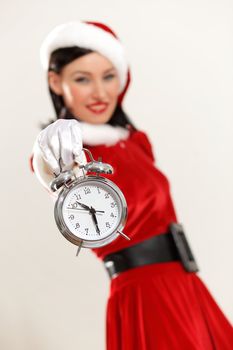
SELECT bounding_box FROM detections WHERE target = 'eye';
[74,77,90,83]
[103,73,115,81]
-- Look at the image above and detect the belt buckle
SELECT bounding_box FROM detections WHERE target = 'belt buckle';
[104,260,119,279]
[169,223,199,272]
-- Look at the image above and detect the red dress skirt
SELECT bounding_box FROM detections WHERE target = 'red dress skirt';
[106,263,233,349]
[88,130,233,349]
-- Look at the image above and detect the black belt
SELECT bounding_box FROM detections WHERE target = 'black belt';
[103,223,199,279]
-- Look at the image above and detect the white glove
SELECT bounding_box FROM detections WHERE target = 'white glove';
[36,119,85,175]
[32,119,86,193]
[32,119,129,194]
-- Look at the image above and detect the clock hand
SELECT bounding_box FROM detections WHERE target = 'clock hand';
[76,201,91,210]
[67,207,87,211]
[90,207,100,235]
[66,207,105,213]
[76,202,105,215]
[91,213,100,235]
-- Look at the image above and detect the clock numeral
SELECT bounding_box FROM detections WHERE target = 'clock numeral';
[74,193,81,200]
[84,187,91,195]
[105,222,111,228]
[97,187,101,194]
[75,223,80,229]
[85,228,89,234]
[110,202,117,208]
[71,202,78,208]
[105,193,110,199]
[69,215,74,220]
[110,212,115,218]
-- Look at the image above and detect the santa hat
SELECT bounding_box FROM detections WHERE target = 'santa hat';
[40,21,131,104]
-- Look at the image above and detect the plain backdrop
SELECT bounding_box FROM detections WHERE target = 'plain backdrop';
[0,0,232,349]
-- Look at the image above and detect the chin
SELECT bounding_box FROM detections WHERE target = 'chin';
[90,118,111,125]
[87,112,113,124]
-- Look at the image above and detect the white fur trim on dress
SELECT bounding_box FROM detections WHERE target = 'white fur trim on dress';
[40,21,128,92]
[81,122,129,146]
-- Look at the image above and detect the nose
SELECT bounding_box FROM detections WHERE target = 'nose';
[92,80,107,100]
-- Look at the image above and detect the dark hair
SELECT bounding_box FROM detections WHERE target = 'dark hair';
[43,46,136,130]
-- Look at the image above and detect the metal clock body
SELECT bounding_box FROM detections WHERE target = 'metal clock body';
[51,149,129,254]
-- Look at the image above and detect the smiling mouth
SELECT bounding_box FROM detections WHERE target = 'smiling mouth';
[86,103,109,114]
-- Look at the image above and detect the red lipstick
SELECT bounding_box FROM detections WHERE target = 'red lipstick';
[86,102,108,114]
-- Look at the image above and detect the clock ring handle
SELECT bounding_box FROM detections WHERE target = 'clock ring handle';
[79,148,114,175]
[50,148,114,192]
[82,147,95,162]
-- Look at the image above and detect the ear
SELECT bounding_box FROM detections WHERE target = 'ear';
[48,71,63,95]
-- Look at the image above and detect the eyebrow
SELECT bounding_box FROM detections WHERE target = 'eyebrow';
[71,67,116,76]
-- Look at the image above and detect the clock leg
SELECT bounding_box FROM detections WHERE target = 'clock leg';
[76,240,83,257]
[117,230,130,241]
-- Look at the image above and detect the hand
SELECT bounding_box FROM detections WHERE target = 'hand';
[36,119,84,175]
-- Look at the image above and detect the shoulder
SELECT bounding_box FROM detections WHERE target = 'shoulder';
[129,129,155,162]
[85,127,156,163]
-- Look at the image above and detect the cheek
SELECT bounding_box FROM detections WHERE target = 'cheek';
[108,81,121,102]
[62,84,88,105]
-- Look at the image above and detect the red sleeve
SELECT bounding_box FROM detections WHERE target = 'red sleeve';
[29,154,34,172]
[131,130,156,163]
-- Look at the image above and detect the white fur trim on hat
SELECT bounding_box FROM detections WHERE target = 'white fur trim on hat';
[40,21,128,92]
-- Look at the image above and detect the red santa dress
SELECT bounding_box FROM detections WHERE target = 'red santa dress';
[86,129,233,350]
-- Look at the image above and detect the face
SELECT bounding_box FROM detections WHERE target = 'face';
[48,52,121,124]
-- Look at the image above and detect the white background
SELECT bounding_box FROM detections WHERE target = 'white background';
[0,0,232,349]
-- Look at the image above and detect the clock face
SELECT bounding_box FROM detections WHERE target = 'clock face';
[61,179,123,241]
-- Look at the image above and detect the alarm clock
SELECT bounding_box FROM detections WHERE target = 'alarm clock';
[50,148,129,256]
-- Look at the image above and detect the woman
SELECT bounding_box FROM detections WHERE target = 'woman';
[32,21,233,349]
